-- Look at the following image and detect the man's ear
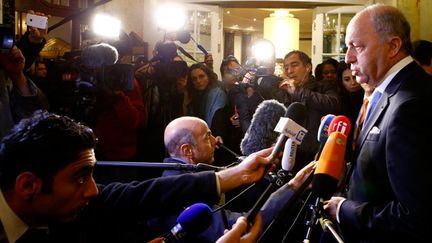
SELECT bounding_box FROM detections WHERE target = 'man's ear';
[15,172,42,201]
[388,36,403,58]
[306,63,312,73]
[180,143,194,158]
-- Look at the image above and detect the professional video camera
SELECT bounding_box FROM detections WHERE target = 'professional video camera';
[228,39,277,88]
[80,43,135,92]
[44,43,135,124]
[0,0,15,53]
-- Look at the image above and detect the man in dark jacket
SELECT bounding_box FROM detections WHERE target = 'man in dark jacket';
[0,110,280,242]
[279,50,341,172]
[155,116,314,242]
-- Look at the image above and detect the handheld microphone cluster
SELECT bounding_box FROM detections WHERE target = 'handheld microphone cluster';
[312,115,351,200]
[245,102,307,222]
[276,102,308,184]
[271,102,308,161]
[162,203,212,242]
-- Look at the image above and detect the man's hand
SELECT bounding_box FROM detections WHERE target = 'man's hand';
[230,113,240,127]
[288,161,316,192]
[216,147,275,193]
[27,10,51,43]
[204,53,213,69]
[323,196,346,221]
[279,77,297,94]
[216,214,262,243]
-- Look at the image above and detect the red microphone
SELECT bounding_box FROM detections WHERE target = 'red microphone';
[328,115,351,137]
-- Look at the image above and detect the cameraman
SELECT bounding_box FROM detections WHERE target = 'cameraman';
[134,41,191,162]
[80,43,145,164]
[229,58,281,134]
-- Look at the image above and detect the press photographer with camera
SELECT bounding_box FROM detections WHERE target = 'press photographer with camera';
[134,40,194,162]
[225,40,282,135]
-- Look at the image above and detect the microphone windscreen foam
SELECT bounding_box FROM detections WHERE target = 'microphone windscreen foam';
[285,102,307,125]
[241,99,287,156]
[177,203,212,235]
[81,43,119,69]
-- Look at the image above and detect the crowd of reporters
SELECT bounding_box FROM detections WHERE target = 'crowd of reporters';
[1,4,432,242]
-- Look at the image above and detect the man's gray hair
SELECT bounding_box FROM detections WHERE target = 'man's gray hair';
[365,4,412,53]
[165,128,196,157]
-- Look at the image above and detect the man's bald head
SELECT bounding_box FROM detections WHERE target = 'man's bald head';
[164,117,208,159]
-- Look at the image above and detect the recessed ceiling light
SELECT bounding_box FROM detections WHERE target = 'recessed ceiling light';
[226,11,230,14]
[253,18,257,21]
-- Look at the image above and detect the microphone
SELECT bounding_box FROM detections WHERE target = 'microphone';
[281,138,297,172]
[278,103,310,181]
[314,114,335,160]
[328,115,351,137]
[216,141,242,159]
[175,30,208,55]
[317,114,335,144]
[240,99,287,156]
[245,102,307,223]
[162,203,212,242]
[80,43,119,69]
[312,131,348,200]
[270,102,307,161]
[96,161,226,172]
[304,130,348,243]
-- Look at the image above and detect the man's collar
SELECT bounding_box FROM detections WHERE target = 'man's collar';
[375,56,414,94]
[0,189,28,243]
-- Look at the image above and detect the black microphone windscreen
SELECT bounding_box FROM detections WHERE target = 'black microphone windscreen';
[286,102,307,126]
[240,99,287,156]
[81,43,119,69]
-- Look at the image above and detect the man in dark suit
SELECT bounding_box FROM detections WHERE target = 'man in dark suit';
[153,116,315,242]
[323,4,432,242]
[0,110,276,242]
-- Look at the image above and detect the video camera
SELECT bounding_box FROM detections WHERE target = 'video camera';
[0,0,15,53]
[44,44,135,124]
[80,43,135,92]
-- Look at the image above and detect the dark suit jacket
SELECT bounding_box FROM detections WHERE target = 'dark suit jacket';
[48,171,220,242]
[158,157,296,242]
[277,77,341,172]
[340,61,432,242]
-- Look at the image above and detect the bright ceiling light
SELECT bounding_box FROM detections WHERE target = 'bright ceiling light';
[251,39,275,63]
[264,9,299,59]
[92,13,121,38]
[156,3,186,31]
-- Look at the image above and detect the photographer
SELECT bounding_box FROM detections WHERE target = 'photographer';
[228,50,281,134]
[134,41,192,162]
[0,11,50,139]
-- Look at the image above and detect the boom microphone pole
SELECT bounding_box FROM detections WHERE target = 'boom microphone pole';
[96,161,225,172]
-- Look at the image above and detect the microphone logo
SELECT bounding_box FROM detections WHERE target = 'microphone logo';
[274,117,308,144]
[333,121,348,134]
[296,130,307,142]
